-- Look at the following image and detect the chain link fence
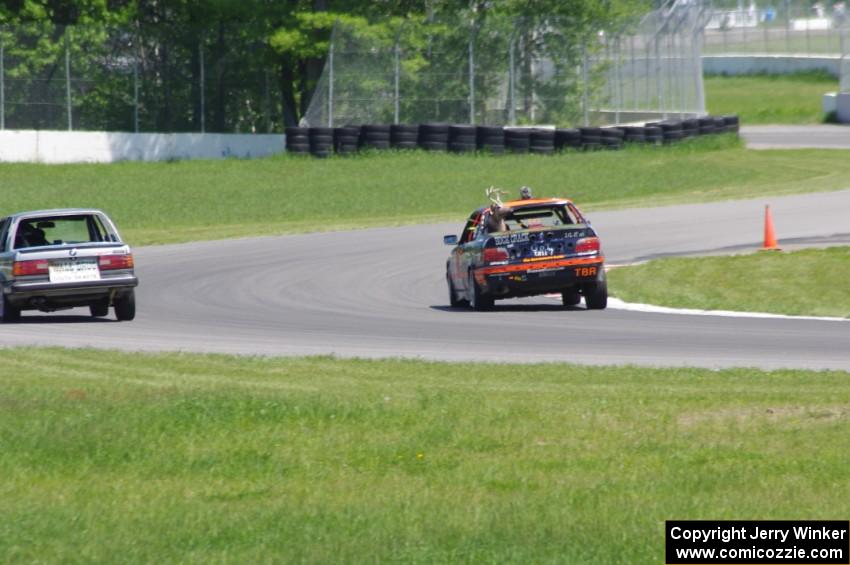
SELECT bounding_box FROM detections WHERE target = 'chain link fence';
[0,23,281,132]
[303,3,709,128]
[703,0,849,56]
[838,22,850,91]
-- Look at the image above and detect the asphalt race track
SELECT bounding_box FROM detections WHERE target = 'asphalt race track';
[742,125,850,150]
[2,189,849,370]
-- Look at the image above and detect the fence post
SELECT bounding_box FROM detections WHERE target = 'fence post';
[785,0,791,53]
[581,42,589,127]
[841,26,845,92]
[679,31,686,119]
[133,36,139,133]
[65,29,72,131]
[264,69,271,133]
[614,35,622,125]
[327,38,334,127]
[199,40,205,133]
[763,16,769,53]
[655,32,664,117]
[394,40,400,125]
[508,36,516,126]
[630,34,637,113]
[806,12,811,55]
[694,27,705,115]
[468,28,475,125]
[1,33,4,131]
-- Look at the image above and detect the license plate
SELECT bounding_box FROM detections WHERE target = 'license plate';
[531,244,554,257]
[49,259,101,283]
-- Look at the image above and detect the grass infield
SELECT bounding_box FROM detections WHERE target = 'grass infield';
[2,348,849,563]
[704,71,837,125]
[3,136,850,245]
[608,246,850,318]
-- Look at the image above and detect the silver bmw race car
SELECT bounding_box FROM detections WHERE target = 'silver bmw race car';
[0,209,138,322]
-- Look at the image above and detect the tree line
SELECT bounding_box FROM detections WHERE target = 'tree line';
[0,1,647,132]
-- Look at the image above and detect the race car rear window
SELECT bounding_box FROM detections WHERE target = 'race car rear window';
[13,215,109,249]
[505,206,575,230]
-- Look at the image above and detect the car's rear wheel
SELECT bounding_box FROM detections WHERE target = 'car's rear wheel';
[90,298,109,317]
[0,295,21,323]
[447,273,468,308]
[114,290,136,321]
[562,290,581,307]
[468,271,494,311]
[584,280,608,310]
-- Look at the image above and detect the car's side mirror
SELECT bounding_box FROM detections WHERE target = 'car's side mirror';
[443,234,458,246]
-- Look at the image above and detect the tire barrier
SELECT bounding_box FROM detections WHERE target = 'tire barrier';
[600,128,624,150]
[360,124,391,150]
[644,126,663,144]
[449,124,477,153]
[391,124,419,150]
[579,127,602,151]
[285,126,310,155]
[554,128,582,150]
[476,125,505,154]
[308,126,334,158]
[418,123,449,151]
[648,120,685,144]
[529,129,555,155]
[622,126,646,143]
[334,126,360,155]
[504,128,531,154]
[287,114,739,157]
[697,116,715,135]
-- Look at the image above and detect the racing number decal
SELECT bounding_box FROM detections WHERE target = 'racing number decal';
[575,266,597,277]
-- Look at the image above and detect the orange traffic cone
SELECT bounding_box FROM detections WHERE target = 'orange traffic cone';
[763,205,781,251]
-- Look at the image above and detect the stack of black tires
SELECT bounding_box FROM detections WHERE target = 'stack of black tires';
[578,127,601,150]
[359,124,391,150]
[554,128,581,150]
[504,129,531,153]
[285,114,740,157]
[390,124,418,150]
[334,126,360,155]
[307,127,333,158]
[418,123,450,151]
[476,126,505,153]
[285,127,310,155]
[449,125,476,153]
[530,130,555,155]
[600,128,624,150]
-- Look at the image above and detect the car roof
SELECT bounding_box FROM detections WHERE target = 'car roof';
[474,197,573,213]
[505,197,572,208]
[3,208,107,221]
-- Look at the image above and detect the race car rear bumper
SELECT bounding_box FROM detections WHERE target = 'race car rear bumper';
[476,257,604,298]
[7,274,139,295]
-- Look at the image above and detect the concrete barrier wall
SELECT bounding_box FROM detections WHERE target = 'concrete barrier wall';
[703,55,841,77]
[0,130,286,164]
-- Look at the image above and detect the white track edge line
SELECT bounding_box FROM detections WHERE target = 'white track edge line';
[606,297,848,322]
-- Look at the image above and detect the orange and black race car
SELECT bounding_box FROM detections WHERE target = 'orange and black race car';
[444,197,607,310]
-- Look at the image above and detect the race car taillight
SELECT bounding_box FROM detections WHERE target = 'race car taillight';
[98,254,134,271]
[12,259,49,276]
[575,237,600,255]
[483,248,509,264]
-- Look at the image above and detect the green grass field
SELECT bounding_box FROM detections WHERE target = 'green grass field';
[4,136,850,245]
[2,348,849,563]
[608,247,850,317]
[704,71,837,125]
[703,31,841,56]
